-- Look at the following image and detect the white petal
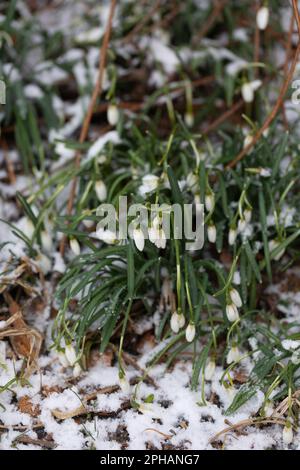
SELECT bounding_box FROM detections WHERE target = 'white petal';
[185,323,196,342]
[256,7,269,30]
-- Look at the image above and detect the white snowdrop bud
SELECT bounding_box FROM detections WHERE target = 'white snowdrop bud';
[256,6,269,30]
[259,167,271,177]
[95,180,107,202]
[70,238,80,256]
[178,313,185,328]
[204,359,216,381]
[244,209,252,223]
[41,230,53,252]
[57,350,69,368]
[226,303,239,322]
[107,104,119,126]
[185,323,196,342]
[243,134,253,149]
[35,253,52,275]
[205,193,214,212]
[184,111,194,127]
[170,311,180,333]
[119,375,131,394]
[228,227,237,245]
[207,223,216,243]
[282,423,293,445]
[73,363,82,378]
[65,344,77,366]
[96,227,117,245]
[226,345,241,364]
[268,239,285,260]
[238,217,247,233]
[186,172,198,193]
[139,174,159,197]
[229,288,242,308]
[264,400,274,418]
[133,227,145,252]
[241,82,254,103]
[241,80,262,103]
[24,218,35,239]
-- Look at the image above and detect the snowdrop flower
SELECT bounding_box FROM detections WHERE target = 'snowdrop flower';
[107,104,119,126]
[226,345,241,364]
[186,172,198,193]
[35,253,51,275]
[73,363,82,378]
[241,80,262,103]
[243,134,253,149]
[139,174,159,197]
[204,359,216,381]
[256,6,269,30]
[264,400,274,418]
[205,192,215,212]
[237,217,247,233]
[96,227,117,245]
[282,423,293,445]
[133,227,145,252]
[228,227,237,245]
[119,375,131,394]
[24,218,34,239]
[184,111,194,127]
[226,303,240,322]
[207,223,216,243]
[148,227,166,249]
[65,344,77,366]
[70,237,80,256]
[268,239,285,260]
[229,288,242,308]
[95,180,107,202]
[259,167,271,177]
[170,311,185,333]
[185,323,196,342]
[244,209,252,223]
[41,230,53,252]
[57,350,69,368]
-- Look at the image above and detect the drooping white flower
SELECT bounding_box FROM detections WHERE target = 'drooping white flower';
[226,303,240,322]
[268,239,285,260]
[35,253,52,275]
[259,167,272,177]
[133,227,145,252]
[186,172,198,193]
[229,288,242,308]
[57,350,69,368]
[70,237,80,256]
[41,230,53,252]
[73,363,82,378]
[148,227,166,249]
[184,111,194,127]
[96,227,117,245]
[95,180,107,202]
[244,209,252,223]
[207,223,216,243]
[204,359,216,381]
[226,345,241,364]
[243,134,254,149]
[256,6,269,30]
[264,400,274,418]
[24,218,35,239]
[185,323,196,342]
[119,375,131,394]
[282,423,293,445]
[228,227,237,245]
[139,174,159,197]
[65,344,77,366]
[205,192,215,212]
[107,104,119,126]
[237,217,247,233]
[170,311,185,333]
[241,80,262,103]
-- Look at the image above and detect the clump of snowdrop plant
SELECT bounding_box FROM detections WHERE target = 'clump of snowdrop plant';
[1,0,300,422]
